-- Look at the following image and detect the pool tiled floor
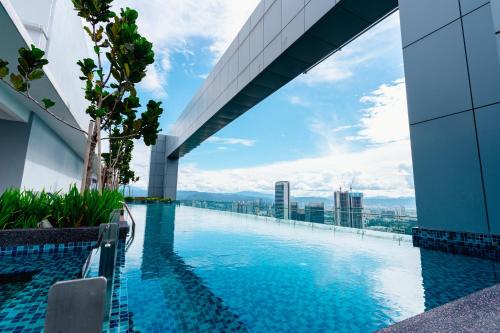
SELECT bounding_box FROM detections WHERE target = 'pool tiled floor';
[0,243,93,332]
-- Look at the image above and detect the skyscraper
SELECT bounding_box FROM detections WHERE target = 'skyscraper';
[290,202,299,220]
[275,181,290,220]
[349,192,364,229]
[305,203,325,224]
[334,190,364,228]
[334,190,351,227]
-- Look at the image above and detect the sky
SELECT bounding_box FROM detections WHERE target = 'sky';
[115,0,414,199]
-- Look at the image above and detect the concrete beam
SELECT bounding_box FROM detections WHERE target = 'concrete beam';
[165,0,398,158]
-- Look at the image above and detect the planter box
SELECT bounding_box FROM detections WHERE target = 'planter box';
[0,210,129,247]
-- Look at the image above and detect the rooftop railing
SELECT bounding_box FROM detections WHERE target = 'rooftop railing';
[178,200,417,239]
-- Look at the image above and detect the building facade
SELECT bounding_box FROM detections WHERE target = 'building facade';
[400,0,500,240]
[334,190,351,227]
[349,192,364,229]
[305,203,325,224]
[334,190,364,229]
[274,181,290,220]
[0,0,90,193]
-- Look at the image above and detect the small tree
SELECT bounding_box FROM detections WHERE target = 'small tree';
[0,0,164,193]
[72,0,163,190]
[101,130,137,189]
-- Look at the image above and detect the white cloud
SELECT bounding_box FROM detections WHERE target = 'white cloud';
[206,136,256,147]
[357,79,409,144]
[128,140,151,190]
[177,140,413,198]
[289,95,311,107]
[176,80,414,198]
[129,81,413,198]
[141,64,168,98]
[114,0,260,95]
[332,125,357,133]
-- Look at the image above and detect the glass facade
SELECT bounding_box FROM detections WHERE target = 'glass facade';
[274,181,290,220]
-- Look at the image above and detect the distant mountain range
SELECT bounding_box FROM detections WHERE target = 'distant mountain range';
[124,187,416,209]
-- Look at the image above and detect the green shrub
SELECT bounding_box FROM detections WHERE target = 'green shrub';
[121,196,172,204]
[0,185,123,229]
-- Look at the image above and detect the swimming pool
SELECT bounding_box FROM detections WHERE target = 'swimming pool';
[113,204,499,332]
[1,204,498,332]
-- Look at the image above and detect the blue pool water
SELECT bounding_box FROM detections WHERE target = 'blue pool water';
[1,204,499,332]
[116,204,499,332]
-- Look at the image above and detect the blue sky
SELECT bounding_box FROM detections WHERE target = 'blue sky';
[116,1,414,198]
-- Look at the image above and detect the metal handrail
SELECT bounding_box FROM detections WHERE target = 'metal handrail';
[121,202,136,252]
[81,203,137,278]
[80,224,109,279]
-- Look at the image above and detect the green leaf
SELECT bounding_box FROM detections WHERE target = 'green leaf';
[83,26,93,38]
[10,73,26,92]
[0,60,9,78]
[28,68,44,81]
[30,44,45,60]
[17,58,28,75]
[77,58,96,80]
[96,107,106,117]
[42,98,56,109]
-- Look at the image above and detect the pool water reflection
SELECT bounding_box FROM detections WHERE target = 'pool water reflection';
[120,204,498,332]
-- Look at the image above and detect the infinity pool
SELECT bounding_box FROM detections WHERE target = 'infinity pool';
[115,204,499,332]
[1,204,498,332]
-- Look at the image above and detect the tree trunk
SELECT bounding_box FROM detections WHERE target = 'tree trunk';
[83,120,99,191]
[81,120,94,193]
[96,118,102,193]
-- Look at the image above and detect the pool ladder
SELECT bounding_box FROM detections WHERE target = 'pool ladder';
[80,202,137,278]
[47,205,139,332]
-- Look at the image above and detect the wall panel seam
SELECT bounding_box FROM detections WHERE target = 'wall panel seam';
[459,0,492,233]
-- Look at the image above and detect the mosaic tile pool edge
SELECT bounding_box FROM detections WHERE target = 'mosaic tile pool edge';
[103,240,131,333]
[0,241,96,256]
[412,228,500,261]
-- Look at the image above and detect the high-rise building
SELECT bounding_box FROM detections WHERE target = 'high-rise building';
[334,190,364,228]
[305,203,325,224]
[274,181,290,220]
[396,206,406,217]
[349,192,364,229]
[290,202,299,220]
[334,190,351,227]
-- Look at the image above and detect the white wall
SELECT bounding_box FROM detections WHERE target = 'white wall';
[9,0,91,130]
[1,0,91,193]
[21,115,83,192]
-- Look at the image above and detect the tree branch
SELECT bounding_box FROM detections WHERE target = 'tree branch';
[102,132,138,140]
[0,79,88,134]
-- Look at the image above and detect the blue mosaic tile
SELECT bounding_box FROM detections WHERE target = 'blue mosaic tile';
[0,242,95,256]
[101,241,131,333]
[413,228,500,260]
[0,242,94,332]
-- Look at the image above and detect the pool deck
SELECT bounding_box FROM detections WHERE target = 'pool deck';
[378,283,500,333]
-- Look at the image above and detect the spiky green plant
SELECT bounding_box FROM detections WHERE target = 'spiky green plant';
[0,185,123,229]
